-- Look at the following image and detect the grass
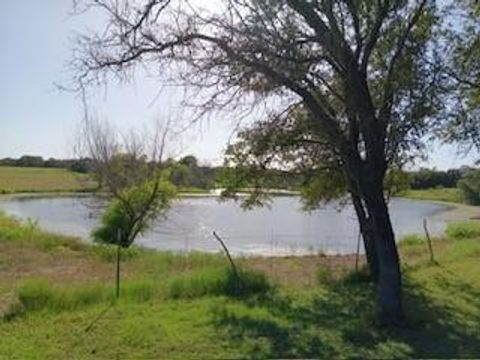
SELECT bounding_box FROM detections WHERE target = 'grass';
[0,166,97,193]
[399,234,425,246]
[168,267,271,299]
[400,187,464,204]
[446,220,480,239]
[5,279,159,319]
[0,211,480,358]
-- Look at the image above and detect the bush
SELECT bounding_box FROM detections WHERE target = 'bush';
[168,267,271,299]
[446,221,480,240]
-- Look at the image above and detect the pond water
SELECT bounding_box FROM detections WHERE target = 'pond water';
[0,195,451,256]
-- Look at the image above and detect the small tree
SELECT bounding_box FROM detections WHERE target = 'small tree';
[78,117,177,298]
[92,179,176,247]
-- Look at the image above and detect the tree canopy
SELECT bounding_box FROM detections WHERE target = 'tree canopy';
[440,0,480,150]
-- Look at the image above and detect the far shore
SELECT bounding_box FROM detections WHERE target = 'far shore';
[0,188,300,199]
[2,190,479,222]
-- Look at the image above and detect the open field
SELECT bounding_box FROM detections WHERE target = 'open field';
[400,187,464,204]
[0,211,480,358]
[0,166,213,195]
[0,166,97,193]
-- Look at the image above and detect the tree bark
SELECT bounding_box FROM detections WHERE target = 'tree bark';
[351,193,379,282]
[362,188,404,325]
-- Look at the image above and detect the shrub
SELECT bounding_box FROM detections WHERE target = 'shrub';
[168,267,271,299]
[446,221,480,240]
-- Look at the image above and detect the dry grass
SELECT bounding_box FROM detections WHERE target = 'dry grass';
[0,242,113,284]
[244,254,365,288]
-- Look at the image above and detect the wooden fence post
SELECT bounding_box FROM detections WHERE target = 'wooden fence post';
[423,218,435,264]
[355,231,361,272]
[116,230,121,299]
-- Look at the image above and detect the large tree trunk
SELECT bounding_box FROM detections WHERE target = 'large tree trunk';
[362,188,404,325]
[351,193,379,282]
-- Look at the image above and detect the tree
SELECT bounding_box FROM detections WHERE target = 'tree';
[440,0,480,151]
[408,168,463,189]
[71,0,444,324]
[78,117,176,297]
[170,163,193,188]
[179,155,198,168]
[458,169,480,205]
[17,155,44,167]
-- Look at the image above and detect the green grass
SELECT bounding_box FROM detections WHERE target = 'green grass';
[168,267,271,299]
[0,166,97,193]
[400,187,464,204]
[446,220,480,239]
[5,279,158,319]
[399,234,425,246]
[0,212,89,252]
[1,213,480,358]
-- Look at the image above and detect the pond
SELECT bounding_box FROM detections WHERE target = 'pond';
[0,195,452,256]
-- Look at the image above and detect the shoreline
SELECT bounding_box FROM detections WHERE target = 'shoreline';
[399,197,480,222]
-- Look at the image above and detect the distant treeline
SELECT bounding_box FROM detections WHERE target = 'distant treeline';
[0,155,94,173]
[166,155,217,189]
[1,155,477,191]
[406,167,474,190]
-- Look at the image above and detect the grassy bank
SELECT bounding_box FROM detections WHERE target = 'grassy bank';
[1,212,480,358]
[399,187,463,204]
[0,166,97,193]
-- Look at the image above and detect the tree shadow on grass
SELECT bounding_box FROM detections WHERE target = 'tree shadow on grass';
[212,272,480,359]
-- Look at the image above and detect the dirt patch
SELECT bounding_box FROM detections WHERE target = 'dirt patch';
[243,254,366,288]
[0,242,114,285]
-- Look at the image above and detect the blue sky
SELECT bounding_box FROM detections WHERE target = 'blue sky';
[0,1,477,169]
